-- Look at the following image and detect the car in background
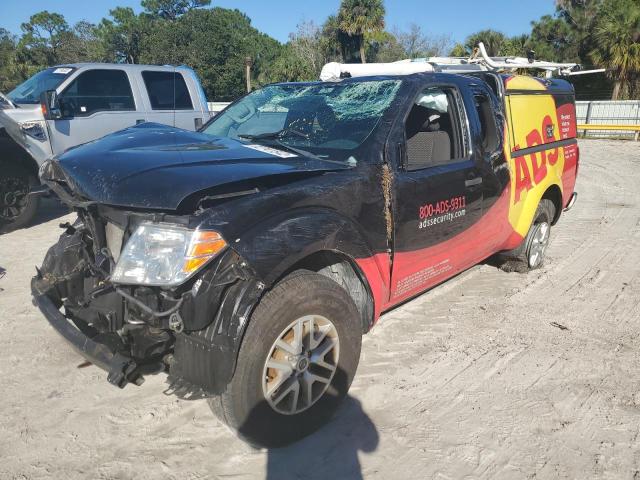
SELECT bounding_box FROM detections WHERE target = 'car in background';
[0,64,211,232]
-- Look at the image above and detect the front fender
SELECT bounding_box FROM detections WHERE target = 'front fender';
[232,208,378,286]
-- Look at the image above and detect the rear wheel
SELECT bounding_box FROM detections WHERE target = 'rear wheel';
[500,199,555,271]
[208,271,362,447]
[0,161,39,233]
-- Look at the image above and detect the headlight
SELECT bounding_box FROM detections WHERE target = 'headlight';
[20,121,47,141]
[110,223,227,286]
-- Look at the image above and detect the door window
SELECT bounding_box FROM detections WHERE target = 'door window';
[142,71,193,110]
[404,86,467,170]
[60,70,135,117]
[474,94,499,152]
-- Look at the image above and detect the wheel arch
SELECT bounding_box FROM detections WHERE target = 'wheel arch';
[229,209,381,334]
[541,183,562,225]
[279,249,375,334]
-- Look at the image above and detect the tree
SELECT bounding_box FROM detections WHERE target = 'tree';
[18,11,69,65]
[464,29,508,56]
[321,15,352,62]
[337,0,385,63]
[590,0,640,99]
[368,30,405,62]
[139,8,282,100]
[501,34,530,57]
[0,29,18,91]
[287,21,326,77]
[394,24,453,58]
[96,7,151,63]
[527,15,576,62]
[449,43,467,57]
[57,21,102,63]
[266,44,316,82]
[141,0,211,20]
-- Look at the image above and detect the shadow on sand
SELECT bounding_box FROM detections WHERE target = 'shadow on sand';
[165,374,378,480]
[260,396,378,480]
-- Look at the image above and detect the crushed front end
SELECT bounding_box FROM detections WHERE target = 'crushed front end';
[32,162,264,392]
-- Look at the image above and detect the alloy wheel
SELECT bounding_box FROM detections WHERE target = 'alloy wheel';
[262,314,340,415]
[528,221,550,268]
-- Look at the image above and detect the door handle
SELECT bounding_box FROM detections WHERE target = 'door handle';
[465,177,483,187]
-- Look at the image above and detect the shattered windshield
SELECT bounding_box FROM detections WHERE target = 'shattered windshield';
[203,80,401,161]
[7,67,75,105]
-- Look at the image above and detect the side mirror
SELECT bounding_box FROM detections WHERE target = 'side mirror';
[40,90,63,120]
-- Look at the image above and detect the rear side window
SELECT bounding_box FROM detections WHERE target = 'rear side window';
[60,70,135,116]
[142,71,193,110]
[474,94,499,153]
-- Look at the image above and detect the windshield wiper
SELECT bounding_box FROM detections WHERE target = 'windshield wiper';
[239,127,309,141]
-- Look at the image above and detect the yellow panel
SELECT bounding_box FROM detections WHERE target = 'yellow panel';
[505,93,566,237]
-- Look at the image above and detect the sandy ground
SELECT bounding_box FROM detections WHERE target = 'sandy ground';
[1,139,640,479]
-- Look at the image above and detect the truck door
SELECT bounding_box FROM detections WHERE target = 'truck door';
[48,69,141,155]
[140,70,203,131]
[389,84,484,303]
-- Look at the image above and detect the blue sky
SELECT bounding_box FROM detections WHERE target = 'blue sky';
[2,0,556,44]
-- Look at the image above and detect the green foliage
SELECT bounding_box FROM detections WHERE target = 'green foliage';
[0,0,636,101]
[96,7,151,64]
[464,30,508,56]
[449,43,467,57]
[0,29,19,91]
[139,8,281,100]
[141,0,211,20]
[590,0,640,99]
[337,0,385,62]
[18,11,70,66]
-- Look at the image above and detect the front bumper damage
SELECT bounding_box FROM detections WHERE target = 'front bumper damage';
[32,289,141,388]
[32,211,265,393]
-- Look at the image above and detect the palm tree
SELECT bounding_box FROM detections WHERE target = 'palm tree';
[337,0,385,63]
[464,30,508,57]
[590,0,640,100]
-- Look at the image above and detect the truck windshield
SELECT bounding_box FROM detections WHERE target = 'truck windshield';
[7,67,75,105]
[203,80,402,161]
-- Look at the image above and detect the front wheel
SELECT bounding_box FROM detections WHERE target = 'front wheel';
[208,271,362,447]
[0,161,39,233]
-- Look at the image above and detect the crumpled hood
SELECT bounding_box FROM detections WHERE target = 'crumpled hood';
[43,123,350,211]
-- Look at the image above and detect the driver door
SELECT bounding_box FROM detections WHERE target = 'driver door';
[48,69,143,155]
[390,84,484,303]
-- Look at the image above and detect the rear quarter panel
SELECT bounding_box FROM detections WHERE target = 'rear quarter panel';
[503,75,578,240]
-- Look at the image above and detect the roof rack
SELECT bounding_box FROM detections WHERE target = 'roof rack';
[320,42,605,81]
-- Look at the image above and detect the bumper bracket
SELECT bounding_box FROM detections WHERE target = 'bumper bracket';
[32,282,142,388]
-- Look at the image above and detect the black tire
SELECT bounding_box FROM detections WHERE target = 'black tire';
[501,198,555,271]
[0,160,39,233]
[208,271,362,447]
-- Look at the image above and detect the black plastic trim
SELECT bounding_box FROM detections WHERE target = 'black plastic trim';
[505,89,575,96]
[32,284,140,388]
[511,138,577,158]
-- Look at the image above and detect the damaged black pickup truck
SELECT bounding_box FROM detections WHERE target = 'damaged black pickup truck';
[32,70,578,446]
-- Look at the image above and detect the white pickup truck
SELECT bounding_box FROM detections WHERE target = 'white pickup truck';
[0,64,211,231]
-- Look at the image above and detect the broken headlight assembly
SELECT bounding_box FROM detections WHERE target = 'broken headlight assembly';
[110,223,227,287]
[19,121,47,141]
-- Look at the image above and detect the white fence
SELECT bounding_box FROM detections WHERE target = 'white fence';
[576,100,640,139]
[208,102,230,115]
